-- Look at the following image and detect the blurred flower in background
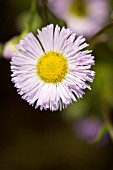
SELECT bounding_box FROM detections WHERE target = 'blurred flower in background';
[75,116,102,141]
[48,0,109,38]
[2,36,19,60]
[73,116,110,145]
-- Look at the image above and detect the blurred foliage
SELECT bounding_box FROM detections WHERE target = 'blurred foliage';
[0,0,113,170]
[15,11,42,34]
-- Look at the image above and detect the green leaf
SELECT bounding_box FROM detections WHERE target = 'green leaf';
[90,124,108,144]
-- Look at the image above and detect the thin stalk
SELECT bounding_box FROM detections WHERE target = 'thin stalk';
[89,21,113,47]
[43,4,49,24]
[21,0,37,36]
[0,43,3,59]
[40,2,49,25]
[100,101,113,142]
[103,111,113,142]
[90,124,108,144]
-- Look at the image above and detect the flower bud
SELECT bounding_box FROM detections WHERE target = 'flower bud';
[3,36,19,60]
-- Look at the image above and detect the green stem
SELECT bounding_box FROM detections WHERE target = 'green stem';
[91,101,113,144]
[88,21,113,47]
[40,0,47,6]
[21,0,37,36]
[91,97,113,144]
[0,43,3,59]
[103,111,113,142]
[40,2,49,25]
[90,124,108,144]
[100,101,113,142]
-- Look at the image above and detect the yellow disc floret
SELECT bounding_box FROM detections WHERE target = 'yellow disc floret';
[36,51,68,83]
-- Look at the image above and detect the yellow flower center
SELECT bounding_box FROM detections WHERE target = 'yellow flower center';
[36,51,68,83]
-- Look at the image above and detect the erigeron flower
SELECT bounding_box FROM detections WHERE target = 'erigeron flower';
[48,0,109,38]
[11,24,95,111]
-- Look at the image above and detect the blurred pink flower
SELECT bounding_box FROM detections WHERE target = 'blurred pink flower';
[48,0,109,38]
[73,116,110,145]
[75,116,102,141]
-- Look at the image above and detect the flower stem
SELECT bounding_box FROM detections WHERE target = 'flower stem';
[91,124,108,144]
[39,1,49,26]
[89,21,113,47]
[103,111,113,142]
[21,0,37,37]
[0,43,3,59]
[43,3,49,25]
[100,101,113,142]
[91,101,113,144]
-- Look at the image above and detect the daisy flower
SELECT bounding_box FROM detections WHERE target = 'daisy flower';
[48,0,109,37]
[11,24,95,111]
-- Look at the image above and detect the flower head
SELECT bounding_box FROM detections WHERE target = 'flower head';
[11,24,95,111]
[3,37,19,60]
[48,0,109,37]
